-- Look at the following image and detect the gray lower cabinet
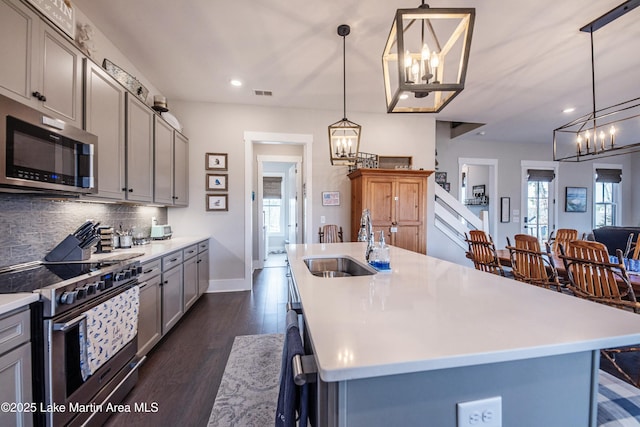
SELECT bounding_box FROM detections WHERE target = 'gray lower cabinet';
[137,259,162,357]
[0,308,32,427]
[183,245,198,311]
[138,240,209,354]
[161,251,184,335]
[197,240,210,297]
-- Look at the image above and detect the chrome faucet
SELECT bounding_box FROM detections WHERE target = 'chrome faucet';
[358,209,374,261]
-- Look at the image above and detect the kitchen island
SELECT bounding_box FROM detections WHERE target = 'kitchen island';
[286,242,640,426]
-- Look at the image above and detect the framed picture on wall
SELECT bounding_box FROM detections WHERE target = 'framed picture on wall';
[206,153,228,170]
[206,174,228,191]
[206,194,228,211]
[565,187,587,212]
[322,191,340,206]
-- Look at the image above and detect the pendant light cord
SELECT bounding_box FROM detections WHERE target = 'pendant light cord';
[342,32,347,120]
[590,30,597,129]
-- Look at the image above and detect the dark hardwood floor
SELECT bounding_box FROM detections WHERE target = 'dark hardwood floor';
[105,265,288,427]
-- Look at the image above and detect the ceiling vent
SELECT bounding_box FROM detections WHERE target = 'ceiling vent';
[254,90,273,96]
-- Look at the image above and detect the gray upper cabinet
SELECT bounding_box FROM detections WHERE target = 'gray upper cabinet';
[0,0,37,102]
[83,59,126,200]
[126,94,154,203]
[0,0,82,127]
[154,116,174,205]
[174,131,189,206]
[155,120,189,206]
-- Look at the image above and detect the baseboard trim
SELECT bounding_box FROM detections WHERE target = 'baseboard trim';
[205,278,250,293]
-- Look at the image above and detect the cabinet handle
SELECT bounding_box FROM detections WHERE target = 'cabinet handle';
[128,188,134,192]
[32,91,46,101]
[170,258,178,262]
[122,188,127,192]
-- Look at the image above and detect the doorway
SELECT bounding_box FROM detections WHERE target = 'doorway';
[458,158,498,242]
[244,131,313,287]
[520,161,558,245]
[257,156,302,268]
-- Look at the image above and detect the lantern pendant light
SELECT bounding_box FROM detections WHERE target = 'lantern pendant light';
[328,24,361,166]
[382,1,475,113]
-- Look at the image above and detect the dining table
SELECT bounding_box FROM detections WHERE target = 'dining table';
[495,248,640,293]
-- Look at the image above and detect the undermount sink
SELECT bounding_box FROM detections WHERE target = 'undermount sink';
[304,256,376,278]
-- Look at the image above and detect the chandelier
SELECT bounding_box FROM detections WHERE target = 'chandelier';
[382,1,475,113]
[553,1,640,162]
[328,24,361,166]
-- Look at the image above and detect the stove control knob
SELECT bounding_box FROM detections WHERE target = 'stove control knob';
[123,269,132,279]
[115,272,126,281]
[136,265,143,275]
[60,290,78,305]
[86,283,97,295]
[96,281,105,291]
[75,287,87,299]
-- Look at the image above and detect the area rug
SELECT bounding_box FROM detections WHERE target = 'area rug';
[208,333,284,427]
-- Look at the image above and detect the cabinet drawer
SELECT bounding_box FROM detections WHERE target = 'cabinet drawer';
[0,309,30,356]
[183,244,198,260]
[198,240,209,253]
[139,258,161,282]
[162,251,183,271]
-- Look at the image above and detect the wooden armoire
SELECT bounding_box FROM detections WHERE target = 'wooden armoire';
[348,168,433,254]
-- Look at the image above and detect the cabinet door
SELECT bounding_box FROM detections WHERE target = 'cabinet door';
[367,178,394,225]
[183,255,198,310]
[197,249,209,297]
[126,94,154,202]
[0,343,32,427]
[161,264,184,334]
[153,116,174,205]
[395,178,426,253]
[38,24,83,126]
[137,275,162,357]
[173,132,189,206]
[83,59,126,200]
[0,0,38,102]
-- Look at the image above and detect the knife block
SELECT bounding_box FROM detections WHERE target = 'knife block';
[45,235,92,262]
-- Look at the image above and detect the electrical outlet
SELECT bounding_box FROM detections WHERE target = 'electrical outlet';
[320,216,326,224]
[457,396,502,427]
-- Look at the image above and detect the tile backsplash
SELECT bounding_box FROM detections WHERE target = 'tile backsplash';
[0,194,167,268]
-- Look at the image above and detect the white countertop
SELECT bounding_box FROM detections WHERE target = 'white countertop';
[287,242,640,382]
[0,236,210,316]
[91,236,210,263]
[0,293,40,316]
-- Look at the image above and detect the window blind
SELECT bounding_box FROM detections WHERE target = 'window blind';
[527,169,555,182]
[595,168,622,183]
[263,177,282,199]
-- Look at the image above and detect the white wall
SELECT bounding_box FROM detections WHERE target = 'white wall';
[168,101,435,291]
[435,121,637,251]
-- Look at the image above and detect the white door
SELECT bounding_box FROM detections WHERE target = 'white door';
[287,163,300,244]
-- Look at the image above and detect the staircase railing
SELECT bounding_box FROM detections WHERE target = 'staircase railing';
[434,184,488,249]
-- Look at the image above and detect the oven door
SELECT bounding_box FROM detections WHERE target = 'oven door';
[43,282,142,427]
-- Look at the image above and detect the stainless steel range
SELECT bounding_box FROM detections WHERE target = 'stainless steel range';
[0,254,145,426]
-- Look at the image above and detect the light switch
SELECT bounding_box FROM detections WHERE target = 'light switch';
[320,216,326,224]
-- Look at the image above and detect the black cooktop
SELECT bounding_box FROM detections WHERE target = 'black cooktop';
[0,253,144,293]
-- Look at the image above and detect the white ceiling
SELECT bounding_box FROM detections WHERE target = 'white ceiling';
[73,0,640,146]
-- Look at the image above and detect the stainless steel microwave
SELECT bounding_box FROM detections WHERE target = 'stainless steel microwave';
[0,94,97,194]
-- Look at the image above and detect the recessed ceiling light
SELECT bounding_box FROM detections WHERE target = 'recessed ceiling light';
[230,79,243,87]
[476,131,486,136]
[400,93,409,100]
[562,107,575,113]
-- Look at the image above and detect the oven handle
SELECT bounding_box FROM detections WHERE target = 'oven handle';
[53,314,87,331]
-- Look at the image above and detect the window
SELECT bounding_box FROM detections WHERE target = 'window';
[594,168,621,228]
[264,198,282,233]
[527,180,550,242]
[263,176,283,234]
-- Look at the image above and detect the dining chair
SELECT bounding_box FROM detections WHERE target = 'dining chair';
[318,225,343,243]
[465,230,506,276]
[630,235,640,260]
[506,235,562,292]
[549,228,579,256]
[559,239,640,387]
